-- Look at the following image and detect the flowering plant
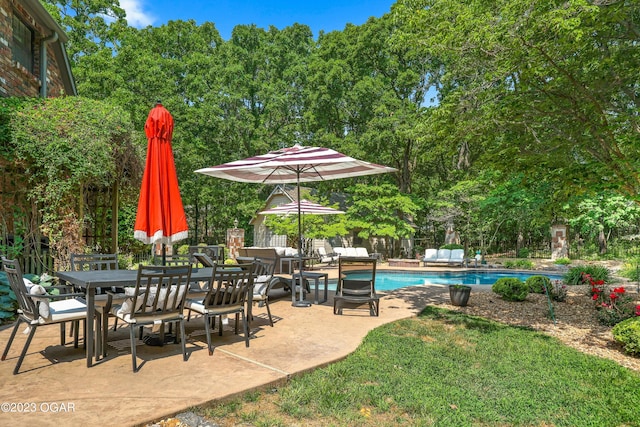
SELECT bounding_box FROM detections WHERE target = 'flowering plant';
[545,280,567,302]
[584,272,635,326]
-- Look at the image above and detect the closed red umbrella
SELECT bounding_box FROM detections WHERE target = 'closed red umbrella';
[134,102,188,249]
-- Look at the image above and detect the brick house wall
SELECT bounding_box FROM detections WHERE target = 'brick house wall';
[0,0,73,98]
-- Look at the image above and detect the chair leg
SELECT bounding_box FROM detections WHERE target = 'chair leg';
[2,318,23,361]
[241,312,250,348]
[102,312,110,358]
[265,299,274,327]
[204,314,213,356]
[14,324,37,375]
[73,320,80,348]
[60,323,66,346]
[179,319,187,361]
[130,325,139,372]
[234,313,239,335]
[112,317,118,332]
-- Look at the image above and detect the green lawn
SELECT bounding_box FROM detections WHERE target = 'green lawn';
[196,307,640,426]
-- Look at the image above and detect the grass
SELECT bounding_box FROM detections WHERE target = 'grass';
[194,307,640,426]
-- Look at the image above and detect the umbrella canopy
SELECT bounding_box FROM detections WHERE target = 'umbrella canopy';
[134,103,188,246]
[259,200,344,216]
[196,143,396,306]
[195,143,395,184]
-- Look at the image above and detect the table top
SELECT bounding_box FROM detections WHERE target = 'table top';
[56,267,214,289]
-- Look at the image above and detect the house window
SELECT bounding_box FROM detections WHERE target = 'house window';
[12,15,34,73]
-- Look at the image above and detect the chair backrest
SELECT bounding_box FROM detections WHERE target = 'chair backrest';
[424,248,438,260]
[344,247,358,257]
[317,247,327,256]
[337,257,377,298]
[355,247,369,257]
[203,262,255,309]
[333,247,346,256]
[436,249,452,261]
[162,255,192,266]
[188,245,225,264]
[252,258,276,296]
[70,253,118,271]
[128,264,192,318]
[450,249,465,261]
[1,257,37,320]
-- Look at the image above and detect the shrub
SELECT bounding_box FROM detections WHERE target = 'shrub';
[590,281,636,326]
[554,257,571,265]
[612,316,640,356]
[563,265,611,286]
[526,275,551,294]
[517,248,530,258]
[548,280,568,302]
[502,259,535,270]
[492,278,529,301]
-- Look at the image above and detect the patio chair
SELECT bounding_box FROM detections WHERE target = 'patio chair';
[250,258,277,326]
[334,257,379,316]
[70,253,122,333]
[1,257,91,374]
[317,247,338,266]
[103,264,192,372]
[184,262,255,355]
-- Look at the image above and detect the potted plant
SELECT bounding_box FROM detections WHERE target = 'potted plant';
[449,284,471,306]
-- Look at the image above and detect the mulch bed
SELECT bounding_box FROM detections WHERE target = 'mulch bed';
[438,284,640,372]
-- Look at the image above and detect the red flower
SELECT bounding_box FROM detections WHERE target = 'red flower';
[613,287,625,294]
[592,294,599,301]
[591,287,601,294]
[609,292,618,300]
[595,280,605,285]
[636,305,640,316]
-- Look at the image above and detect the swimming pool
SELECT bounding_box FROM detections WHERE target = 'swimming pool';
[334,270,564,291]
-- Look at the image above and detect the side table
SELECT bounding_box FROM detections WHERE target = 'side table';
[292,271,329,305]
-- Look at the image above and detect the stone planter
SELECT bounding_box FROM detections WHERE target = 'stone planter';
[449,285,471,307]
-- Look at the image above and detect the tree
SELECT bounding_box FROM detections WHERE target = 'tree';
[394,0,640,204]
[567,193,640,254]
[345,184,419,257]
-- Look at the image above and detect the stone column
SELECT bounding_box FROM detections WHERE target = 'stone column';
[226,224,245,260]
[551,224,569,260]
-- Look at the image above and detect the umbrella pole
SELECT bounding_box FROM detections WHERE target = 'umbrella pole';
[292,174,311,307]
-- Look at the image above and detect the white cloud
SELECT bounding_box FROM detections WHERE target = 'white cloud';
[119,0,155,28]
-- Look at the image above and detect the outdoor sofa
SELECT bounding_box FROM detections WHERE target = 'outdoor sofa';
[422,248,467,267]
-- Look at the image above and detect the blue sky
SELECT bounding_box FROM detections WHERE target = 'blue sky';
[119,0,396,39]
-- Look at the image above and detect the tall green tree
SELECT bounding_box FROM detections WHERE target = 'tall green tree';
[394,0,640,203]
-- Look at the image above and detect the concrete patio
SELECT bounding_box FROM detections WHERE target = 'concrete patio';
[0,266,450,427]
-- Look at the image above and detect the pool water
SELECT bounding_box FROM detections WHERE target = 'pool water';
[331,270,564,291]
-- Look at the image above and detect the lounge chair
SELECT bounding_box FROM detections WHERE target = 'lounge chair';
[317,247,338,266]
[334,257,379,316]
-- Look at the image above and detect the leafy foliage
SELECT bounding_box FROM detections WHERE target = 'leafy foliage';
[526,275,552,294]
[563,265,611,286]
[612,317,640,356]
[492,278,529,301]
[9,97,141,262]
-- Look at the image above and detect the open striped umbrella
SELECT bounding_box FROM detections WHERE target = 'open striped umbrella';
[259,200,344,216]
[196,144,396,306]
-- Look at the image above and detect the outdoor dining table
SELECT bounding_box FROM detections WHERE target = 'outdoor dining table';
[56,267,214,367]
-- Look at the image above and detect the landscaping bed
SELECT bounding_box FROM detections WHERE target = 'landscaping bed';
[439,283,640,372]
